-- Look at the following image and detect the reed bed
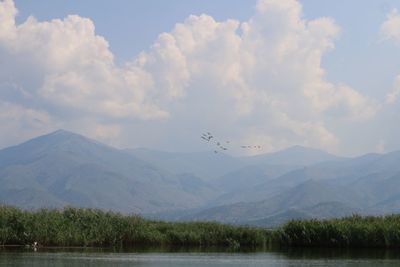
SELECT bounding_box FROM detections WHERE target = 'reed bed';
[3,206,400,248]
[0,206,270,247]
[280,215,400,248]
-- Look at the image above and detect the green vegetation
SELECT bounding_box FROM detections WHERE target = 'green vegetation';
[280,215,400,248]
[3,206,400,249]
[0,206,271,248]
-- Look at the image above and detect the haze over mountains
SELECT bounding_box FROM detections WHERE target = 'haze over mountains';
[1,130,400,226]
[0,130,218,213]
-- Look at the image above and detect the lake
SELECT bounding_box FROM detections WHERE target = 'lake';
[1,247,400,266]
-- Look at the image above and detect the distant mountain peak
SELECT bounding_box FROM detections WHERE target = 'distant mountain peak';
[278,145,331,154]
[32,130,90,145]
[50,129,74,135]
[241,145,341,166]
[0,129,219,214]
[0,129,113,159]
[46,129,85,138]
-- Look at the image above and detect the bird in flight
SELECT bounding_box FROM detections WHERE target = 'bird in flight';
[201,131,262,154]
[201,132,214,142]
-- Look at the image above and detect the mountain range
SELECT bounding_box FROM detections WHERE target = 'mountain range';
[0,130,218,213]
[1,130,400,226]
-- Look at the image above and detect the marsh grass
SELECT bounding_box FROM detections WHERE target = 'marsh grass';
[280,215,400,248]
[0,206,270,247]
[3,206,400,248]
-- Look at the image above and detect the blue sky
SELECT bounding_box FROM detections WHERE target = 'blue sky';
[2,0,400,156]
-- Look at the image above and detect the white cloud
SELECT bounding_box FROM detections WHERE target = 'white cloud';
[135,0,376,151]
[386,75,400,104]
[0,1,169,121]
[382,10,400,105]
[376,139,386,153]
[381,8,400,44]
[0,0,16,40]
[0,100,52,147]
[0,0,378,153]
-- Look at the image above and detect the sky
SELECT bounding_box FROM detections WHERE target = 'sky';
[1,0,400,156]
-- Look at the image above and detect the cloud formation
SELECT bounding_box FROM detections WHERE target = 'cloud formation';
[0,1,169,120]
[0,0,378,153]
[381,9,400,45]
[382,9,400,105]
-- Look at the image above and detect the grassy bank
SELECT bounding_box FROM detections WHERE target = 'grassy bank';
[3,206,400,248]
[0,206,271,247]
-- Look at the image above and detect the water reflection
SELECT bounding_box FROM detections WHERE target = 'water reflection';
[282,247,400,260]
[1,246,400,267]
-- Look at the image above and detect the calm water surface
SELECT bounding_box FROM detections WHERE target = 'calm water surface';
[1,247,400,266]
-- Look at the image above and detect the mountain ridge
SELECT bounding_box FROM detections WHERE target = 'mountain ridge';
[2,130,400,227]
[0,130,219,213]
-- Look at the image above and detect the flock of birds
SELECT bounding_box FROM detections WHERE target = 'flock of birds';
[201,132,262,153]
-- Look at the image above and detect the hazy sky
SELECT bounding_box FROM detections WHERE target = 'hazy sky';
[1,0,400,156]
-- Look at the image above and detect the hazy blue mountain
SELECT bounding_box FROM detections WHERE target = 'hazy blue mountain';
[205,146,344,205]
[268,152,396,187]
[209,164,301,206]
[168,151,400,224]
[212,164,297,193]
[247,209,310,227]
[126,146,343,207]
[4,130,400,226]
[241,145,343,166]
[221,151,400,207]
[177,180,367,224]
[246,202,360,227]
[127,145,342,183]
[263,179,364,212]
[126,148,244,181]
[359,172,400,212]
[0,130,218,213]
[209,153,342,206]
